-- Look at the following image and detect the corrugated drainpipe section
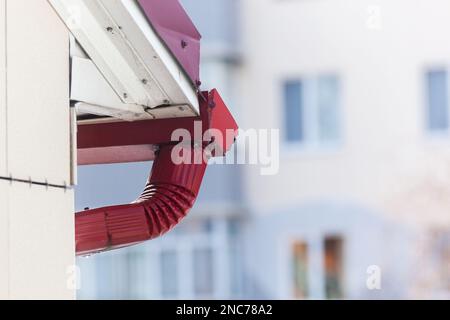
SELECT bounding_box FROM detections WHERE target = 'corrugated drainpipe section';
[75,144,207,256]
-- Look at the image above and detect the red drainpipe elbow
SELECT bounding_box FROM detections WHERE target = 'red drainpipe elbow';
[76,145,208,256]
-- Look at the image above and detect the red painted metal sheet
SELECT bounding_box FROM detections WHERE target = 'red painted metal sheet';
[77,117,199,150]
[78,145,157,165]
[137,0,201,85]
[203,89,239,156]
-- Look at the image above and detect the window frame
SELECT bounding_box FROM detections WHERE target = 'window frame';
[281,74,343,155]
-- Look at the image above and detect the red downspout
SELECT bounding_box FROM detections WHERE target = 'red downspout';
[76,90,238,256]
[76,145,207,256]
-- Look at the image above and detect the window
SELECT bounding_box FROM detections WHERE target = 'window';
[324,237,344,299]
[160,250,178,298]
[430,230,450,291]
[292,241,309,299]
[426,69,449,132]
[283,75,341,146]
[284,81,304,142]
[193,248,214,297]
[95,253,129,299]
[318,76,340,141]
[127,251,148,299]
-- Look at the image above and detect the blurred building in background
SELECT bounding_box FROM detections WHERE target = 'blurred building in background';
[77,0,450,299]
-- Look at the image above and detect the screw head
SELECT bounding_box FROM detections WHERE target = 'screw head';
[208,101,216,109]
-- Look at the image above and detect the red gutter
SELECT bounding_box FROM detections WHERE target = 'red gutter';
[78,90,237,164]
[76,90,238,256]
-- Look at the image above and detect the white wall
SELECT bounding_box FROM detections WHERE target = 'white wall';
[241,203,416,299]
[232,0,450,299]
[0,0,74,299]
[0,0,6,176]
[240,0,450,228]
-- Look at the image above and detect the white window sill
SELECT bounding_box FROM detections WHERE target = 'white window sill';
[423,130,450,152]
[281,141,343,159]
[424,128,450,141]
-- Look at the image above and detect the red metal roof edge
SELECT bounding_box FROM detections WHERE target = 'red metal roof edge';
[137,0,202,86]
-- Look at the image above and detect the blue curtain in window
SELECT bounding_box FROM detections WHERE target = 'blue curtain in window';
[427,70,449,131]
[284,81,303,142]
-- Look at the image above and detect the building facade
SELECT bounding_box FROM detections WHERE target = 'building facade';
[76,0,450,299]
[0,0,75,299]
